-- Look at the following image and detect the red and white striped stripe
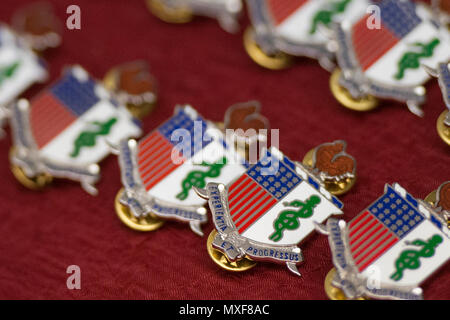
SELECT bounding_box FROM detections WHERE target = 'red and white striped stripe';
[352,14,399,71]
[30,93,77,149]
[229,174,277,234]
[267,0,308,25]
[348,211,399,271]
[137,131,185,191]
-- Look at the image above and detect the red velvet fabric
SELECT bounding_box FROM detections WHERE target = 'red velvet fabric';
[0,0,448,300]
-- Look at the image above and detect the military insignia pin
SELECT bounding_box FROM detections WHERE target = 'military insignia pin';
[244,0,369,70]
[316,183,450,300]
[0,3,61,135]
[196,143,356,276]
[114,102,267,235]
[423,62,450,146]
[146,0,243,33]
[329,0,450,115]
[9,65,142,195]
[10,2,62,52]
[0,25,47,135]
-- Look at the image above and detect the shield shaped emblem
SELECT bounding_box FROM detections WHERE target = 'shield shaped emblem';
[10,65,142,194]
[333,0,450,114]
[117,105,249,235]
[0,25,47,130]
[246,0,369,69]
[197,146,344,275]
[317,183,450,300]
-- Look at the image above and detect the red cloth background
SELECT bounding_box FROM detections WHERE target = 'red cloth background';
[0,0,448,300]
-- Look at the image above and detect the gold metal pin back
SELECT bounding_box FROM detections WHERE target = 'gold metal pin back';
[206,230,257,272]
[330,69,379,112]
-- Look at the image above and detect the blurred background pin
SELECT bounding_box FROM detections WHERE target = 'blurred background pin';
[244,0,370,70]
[146,0,193,24]
[10,1,62,53]
[103,60,158,119]
[223,100,269,163]
[330,0,450,116]
[432,0,450,28]
[9,65,143,195]
[146,0,243,33]
[0,2,62,136]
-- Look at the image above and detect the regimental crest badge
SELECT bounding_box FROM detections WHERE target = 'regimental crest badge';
[424,62,450,146]
[330,0,450,115]
[147,0,243,33]
[316,183,450,300]
[196,146,345,276]
[115,105,252,236]
[9,65,142,195]
[0,25,47,133]
[244,0,369,70]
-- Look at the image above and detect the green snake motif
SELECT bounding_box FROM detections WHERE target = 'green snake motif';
[390,234,443,281]
[176,157,227,201]
[0,61,20,87]
[310,0,352,35]
[269,195,321,242]
[70,117,117,158]
[394,38,440,80]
